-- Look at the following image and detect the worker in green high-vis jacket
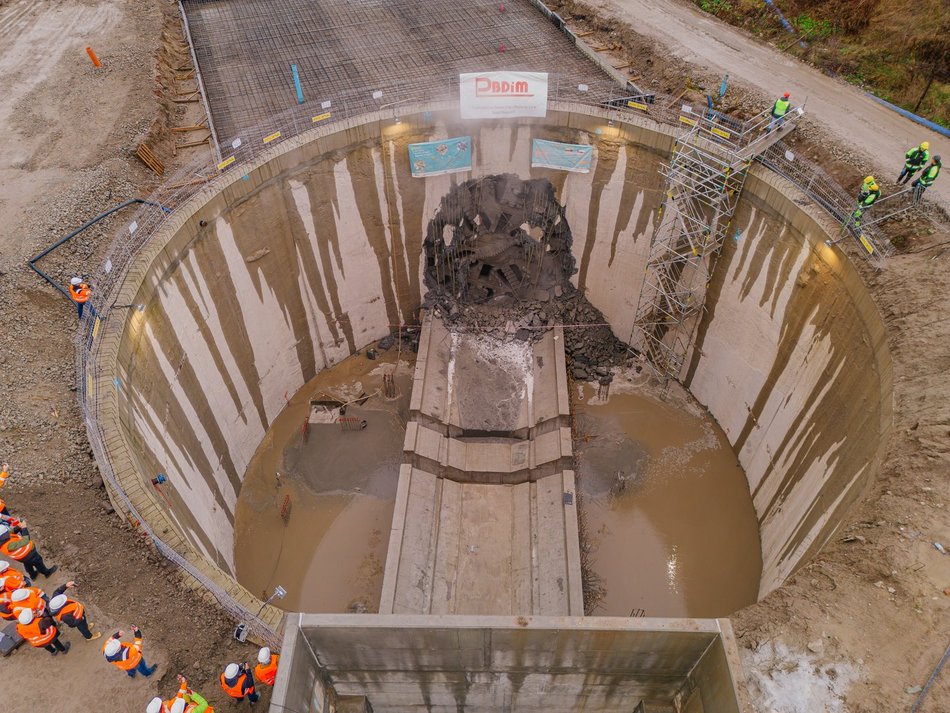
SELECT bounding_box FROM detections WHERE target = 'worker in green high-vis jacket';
[897,141,930,184]
[912,156,942,202]
[852,176,881,227]
[766,92,791,132]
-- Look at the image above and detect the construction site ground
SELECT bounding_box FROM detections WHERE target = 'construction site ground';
[0,0,946,711]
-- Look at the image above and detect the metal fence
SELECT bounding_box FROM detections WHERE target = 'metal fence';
[74,70,896,647]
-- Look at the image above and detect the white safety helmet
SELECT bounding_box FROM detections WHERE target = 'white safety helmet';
[70,277,82,286]
[224,662,240,679]
[0,561,9,572]
[0,525,9,538]
[104,638,121,656]
[11,588,29,602]
[17,609,33,625]
[146,698,163,713]
[170,700,186,713]
[49,594,67,612]
[258,647,271,664]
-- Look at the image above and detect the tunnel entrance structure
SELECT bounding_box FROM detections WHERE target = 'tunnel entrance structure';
[86,101,893,709]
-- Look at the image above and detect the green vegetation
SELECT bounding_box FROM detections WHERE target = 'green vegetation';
[691,0,950,128]
[794,14,833,40]
[698,0,733,13]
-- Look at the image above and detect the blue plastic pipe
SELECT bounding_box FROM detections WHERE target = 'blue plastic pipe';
[762,0,807,48]
[291,64,304,105]
[865,93,950,139]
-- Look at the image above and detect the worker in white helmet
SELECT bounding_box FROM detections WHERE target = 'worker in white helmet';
[49,580,100,640]
[220,661,259,704]
[16,607,69,654]
[0,519,58,579]
[102,624,157,677]
[149,674,215,713]
[0,560,30,593]
[254,646,280,686]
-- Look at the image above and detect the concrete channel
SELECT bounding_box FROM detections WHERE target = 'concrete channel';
[379,314,583,617]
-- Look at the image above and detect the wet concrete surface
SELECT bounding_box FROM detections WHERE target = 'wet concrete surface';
[574,378,762,618]
[233,350,412,612]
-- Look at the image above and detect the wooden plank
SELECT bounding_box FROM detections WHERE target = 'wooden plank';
[176,135,210,149]
[170,123,208,132]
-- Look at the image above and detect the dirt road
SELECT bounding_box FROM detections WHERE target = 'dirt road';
[589,0,950,211]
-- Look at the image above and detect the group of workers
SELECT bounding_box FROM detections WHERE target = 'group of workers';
[0,463,281,709]
[1,463,93,657]
[851,141,941,227]
[768,93,942,228]
[142,647,279,711]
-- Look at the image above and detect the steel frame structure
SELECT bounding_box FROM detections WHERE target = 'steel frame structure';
[631,106,804,381]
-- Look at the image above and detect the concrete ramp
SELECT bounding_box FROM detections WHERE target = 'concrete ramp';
[380,467,583,615]
[382,314,583,616]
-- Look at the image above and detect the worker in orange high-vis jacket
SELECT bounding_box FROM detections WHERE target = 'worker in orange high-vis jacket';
[49,580,101,641]
[254,647,280,686]
[149,675,215,713]
[0,591,16,621]
[68,277,94,319]
[17,608,70,655]
[103,625,157,677]
[9,585,48,617]
[0,560,30,592]
[0,462,10,515]
[0,519,57,579]
[220,662,259,705]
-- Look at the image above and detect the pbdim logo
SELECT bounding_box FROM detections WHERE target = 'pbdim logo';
[475,77,533,97]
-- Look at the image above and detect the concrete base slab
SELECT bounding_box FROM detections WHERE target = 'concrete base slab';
[380,468,583,616]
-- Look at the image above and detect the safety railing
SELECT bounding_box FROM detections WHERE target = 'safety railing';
[74,69,899,646]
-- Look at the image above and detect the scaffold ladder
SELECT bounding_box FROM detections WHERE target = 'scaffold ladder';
[631,106,803,381]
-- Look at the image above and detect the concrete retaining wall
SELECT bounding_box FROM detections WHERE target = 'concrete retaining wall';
[270,614,748,712]
[100,101,892,603]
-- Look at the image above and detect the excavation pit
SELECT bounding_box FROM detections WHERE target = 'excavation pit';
[92,102,893,710]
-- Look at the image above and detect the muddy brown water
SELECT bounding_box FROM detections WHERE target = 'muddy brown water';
[233,350,412,612]
[574,382,762,618]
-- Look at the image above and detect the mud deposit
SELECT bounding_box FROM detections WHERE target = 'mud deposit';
[574,380,761,617]
[234,351,413,612]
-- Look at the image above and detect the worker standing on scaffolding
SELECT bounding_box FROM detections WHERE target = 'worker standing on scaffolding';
[897,141,930,184]
[766,92,791,132]
[912,156,942,202]
[852,176,881,228]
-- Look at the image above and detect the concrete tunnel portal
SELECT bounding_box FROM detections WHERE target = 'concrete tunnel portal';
[93,102,893,710]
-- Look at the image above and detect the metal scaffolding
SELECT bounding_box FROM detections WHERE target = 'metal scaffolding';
[631,106,805,381]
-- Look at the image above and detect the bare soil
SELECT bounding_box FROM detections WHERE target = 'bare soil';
[0,0,947,712]
[0,1,272,710]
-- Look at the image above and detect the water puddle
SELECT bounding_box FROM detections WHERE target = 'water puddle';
[574,375,762,618]
[233,350,412,612]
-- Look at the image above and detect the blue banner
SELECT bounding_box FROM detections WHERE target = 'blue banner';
[408,137,472,177]
[531,139,593,173]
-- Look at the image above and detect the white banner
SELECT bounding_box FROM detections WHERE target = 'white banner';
[459,72,548,119]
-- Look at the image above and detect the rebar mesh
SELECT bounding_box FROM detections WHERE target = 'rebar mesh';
[182,0,613,145]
